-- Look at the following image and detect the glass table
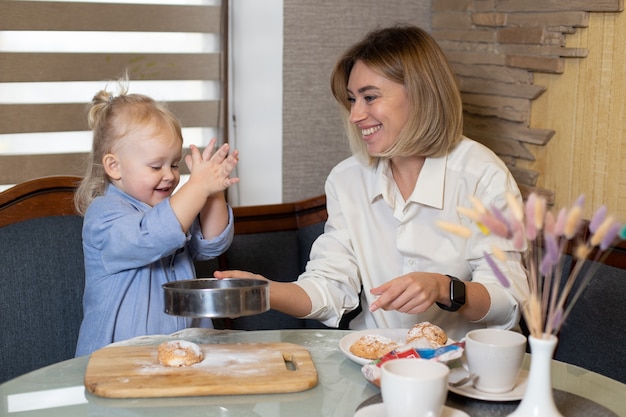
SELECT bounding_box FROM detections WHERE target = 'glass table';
[1,329,624,417]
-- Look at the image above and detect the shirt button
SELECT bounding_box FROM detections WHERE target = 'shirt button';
[408,259,414,265]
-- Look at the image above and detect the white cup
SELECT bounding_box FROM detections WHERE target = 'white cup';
[381,358,449,417]
[465,328,526,393]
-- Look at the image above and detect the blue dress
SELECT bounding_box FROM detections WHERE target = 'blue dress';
[75,184,234,356]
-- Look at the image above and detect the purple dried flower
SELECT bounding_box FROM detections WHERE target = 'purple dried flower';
[484,251,510,288]
[551,307,564,331]
[600,222,622,251]
[544,234,560,265]
[589,205,607,233]
[540,233,560,276]
[590,216,615,247]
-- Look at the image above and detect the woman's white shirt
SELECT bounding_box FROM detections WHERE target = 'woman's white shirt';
[294,137,529,340]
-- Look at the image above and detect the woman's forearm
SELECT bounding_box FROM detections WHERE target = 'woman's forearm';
[270,281,313,317]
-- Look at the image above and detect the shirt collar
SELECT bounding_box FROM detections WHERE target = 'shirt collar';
[105,182,151,210]
[370,154,447,209]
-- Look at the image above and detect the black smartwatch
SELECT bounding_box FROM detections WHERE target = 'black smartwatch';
[436,275,466,312]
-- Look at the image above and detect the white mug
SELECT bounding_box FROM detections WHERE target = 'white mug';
[465,328,526,393]
[381,358,449,417]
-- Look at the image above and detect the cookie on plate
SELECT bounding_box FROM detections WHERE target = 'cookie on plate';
[349,334,401,360]
[406,322,448,349]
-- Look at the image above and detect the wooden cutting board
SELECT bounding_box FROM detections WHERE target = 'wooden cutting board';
[84,342,318,398]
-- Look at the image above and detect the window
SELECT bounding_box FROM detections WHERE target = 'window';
[0,0,226,189]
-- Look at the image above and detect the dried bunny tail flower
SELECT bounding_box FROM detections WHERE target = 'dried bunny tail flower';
[479,211,510,238]
[590,215,615,247]
[435,221,472,239]
[563,195,585,239]
[524,295,543,338]
[589,205,607,233]
[543,233,561,265]
[543,210,555,235]
[525,193,538,241]
[549,307,564,333]
[491,205,512,236]
[511,218,526,250]
[540,233,560,275]
[533,194,547,231]
[483,251,510,288]
[457,206,481,222]
[553,207,567,237]
[491,245,507,262]
[469,195,487,214]
[477,222,490,235]
[506,192,524,222]
[600,222,622,251]
[574,243,592,260]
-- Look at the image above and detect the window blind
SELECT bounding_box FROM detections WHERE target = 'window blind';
[0,0,227,186]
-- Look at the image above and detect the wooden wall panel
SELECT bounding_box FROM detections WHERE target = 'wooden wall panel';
[522,11,626,218]
[433,0,624,217]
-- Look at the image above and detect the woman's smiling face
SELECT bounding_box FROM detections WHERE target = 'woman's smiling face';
[347,60,411,156]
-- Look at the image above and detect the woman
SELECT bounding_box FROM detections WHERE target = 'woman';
[216,25,528,340]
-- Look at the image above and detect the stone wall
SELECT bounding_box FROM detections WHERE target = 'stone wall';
[431,0,623,204]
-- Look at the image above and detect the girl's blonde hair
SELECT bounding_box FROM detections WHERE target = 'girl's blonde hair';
[74,78,183,215]
[330,24,463,165]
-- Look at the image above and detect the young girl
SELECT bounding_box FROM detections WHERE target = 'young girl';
[74,80,239,356]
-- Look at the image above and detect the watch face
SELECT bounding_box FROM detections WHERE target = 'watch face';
[437,276,466,312]
[451,279,466,306]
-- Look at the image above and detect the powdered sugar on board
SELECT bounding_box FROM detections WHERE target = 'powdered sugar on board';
[137,345,278,376]
[84,342,319,398]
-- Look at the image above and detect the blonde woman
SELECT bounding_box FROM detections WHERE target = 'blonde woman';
[216,25,528,340]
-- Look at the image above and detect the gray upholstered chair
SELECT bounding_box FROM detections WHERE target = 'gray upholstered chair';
[554,254,626,384]
[519,239,626,384]
[0,176,84,383]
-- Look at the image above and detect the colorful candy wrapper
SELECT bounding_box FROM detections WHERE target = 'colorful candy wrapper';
[361,341,465,386]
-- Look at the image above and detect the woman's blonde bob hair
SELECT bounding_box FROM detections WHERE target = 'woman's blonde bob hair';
[330,24,463,164]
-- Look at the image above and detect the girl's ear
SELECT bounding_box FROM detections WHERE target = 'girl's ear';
[103,153,121,180]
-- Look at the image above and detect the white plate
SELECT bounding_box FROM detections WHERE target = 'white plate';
[354,403,469,417]
[448,368,528,401]
[339,329,410,365]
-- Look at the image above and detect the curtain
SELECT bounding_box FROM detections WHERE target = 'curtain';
[0,0,227,185]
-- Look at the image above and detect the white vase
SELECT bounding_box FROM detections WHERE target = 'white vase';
[508,334,563,417]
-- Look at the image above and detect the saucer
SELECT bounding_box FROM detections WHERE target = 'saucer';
[448,369,528,401]
[354,403,469,417]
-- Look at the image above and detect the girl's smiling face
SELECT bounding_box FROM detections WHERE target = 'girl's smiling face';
[347,60,411,156]
[104,124,182,207]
